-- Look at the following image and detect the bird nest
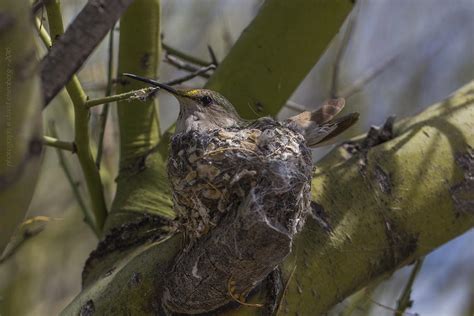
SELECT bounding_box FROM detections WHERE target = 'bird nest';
[163,118,313,313]
[168,117,313,238]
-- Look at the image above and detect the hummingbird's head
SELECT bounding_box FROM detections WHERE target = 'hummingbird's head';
[172,88,242,133]
[122,73,242,133]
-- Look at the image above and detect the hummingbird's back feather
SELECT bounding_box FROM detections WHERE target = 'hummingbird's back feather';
[310,98,346,124]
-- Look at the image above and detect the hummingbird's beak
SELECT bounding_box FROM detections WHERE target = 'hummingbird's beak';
[122,73,181,96]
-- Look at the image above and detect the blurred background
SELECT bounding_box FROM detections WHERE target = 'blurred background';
[0,0,473,315]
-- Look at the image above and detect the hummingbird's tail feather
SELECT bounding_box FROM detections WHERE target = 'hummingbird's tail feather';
[310,98,346,124]
[306,112,359,148]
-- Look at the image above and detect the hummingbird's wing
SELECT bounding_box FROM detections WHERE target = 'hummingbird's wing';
[304,112,359,147]
[285,98,359,147]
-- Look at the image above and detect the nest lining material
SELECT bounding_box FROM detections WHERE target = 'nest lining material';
[163,118,313,313]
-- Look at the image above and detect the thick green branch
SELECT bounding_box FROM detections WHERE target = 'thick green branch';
[45,0,107,235]
[42,135,75,152]
[279,82,474,315]
[0,0,43,254]
[206,0,353,119]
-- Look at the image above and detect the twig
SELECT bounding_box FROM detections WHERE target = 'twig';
[95,25,116,168]
[49,122,98,236]
[85,87,158,108]
[339,52,400,99]
[330,3,360,98]
[367,296,419,316]
[35,17,51,48]
[394,258,425,316]
[207,44,219,66]
[165,64,216,86]
[0,227,44,264]
[42,135,76,152]
[20,216,63,228]
[162,41,209,67]
[285,100,307,113]
[32,0,44,16]
[41,0,135,106]
[164,54,211,79]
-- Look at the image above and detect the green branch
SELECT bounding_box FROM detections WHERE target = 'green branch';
[49,123,94,236]
[0,0,43,254]
[206,0,353,119]
[42,135,75,152]
[85,87,157,108]
[95,26,116,169]
[45,0,107,235]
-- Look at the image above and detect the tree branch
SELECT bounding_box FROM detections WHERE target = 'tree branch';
[0,0,43,254]
[45,0,107,235]
[40,0,134,106]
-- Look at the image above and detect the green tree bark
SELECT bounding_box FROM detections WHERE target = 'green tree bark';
[0,0,42,254]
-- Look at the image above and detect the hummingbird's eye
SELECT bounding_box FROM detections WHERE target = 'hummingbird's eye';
[200,95,212,106]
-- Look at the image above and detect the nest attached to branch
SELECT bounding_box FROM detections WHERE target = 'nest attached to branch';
[164,118,313,313]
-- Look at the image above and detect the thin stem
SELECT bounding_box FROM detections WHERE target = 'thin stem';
[330,4,359,98]
[395,258,425,316]
[162,41,209,67]
[165,64,215,86]
[45,0,107,235]
[96,26,116,168]
[42,135,75,152]
[49,123,98,237]
[165,54,211,79]
[85,87,157,108]
[207,44,219,66]
[35,17,52,48]
[0,226,44,264]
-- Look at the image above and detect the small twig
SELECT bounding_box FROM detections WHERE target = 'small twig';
[367,296,419,316]
[207,44,219,66]
[227,276,263,308]
[162,41,209,67]
[339,53,400,99]
[0,227,44,264]
[20,216,63,228]
[165,54,211,79]
[285,100,307,113]
[165,64,216,86]
[394,258,425,316]
[85,87,157,108]
[96,25,116,168]
[42,135,76,152]
[275,264,297,315]
[49,122,98,237]
[32,0,44,15]
[35,17,52,48]
[330,3,360,98]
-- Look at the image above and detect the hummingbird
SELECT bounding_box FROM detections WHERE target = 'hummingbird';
[123,73,359,239]
[123,73,359,313]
